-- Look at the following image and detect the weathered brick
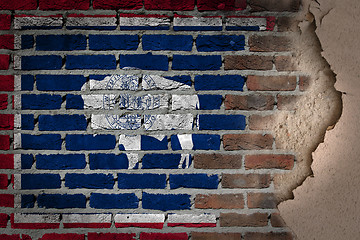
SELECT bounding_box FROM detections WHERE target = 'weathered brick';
[141,232,188,240]
[0,135,10,150]
[0,0,37,10]
[36,154,86,170]
[195,194,244,209]
[0,174,8,189]
[223,134,273,150]
[93,0,142,9]
[172,55,222,70]
[194,154,242,169]
[247,192,279,209]
[19,56,62,70]
[36,35,87,51]
[65,174,114,189]
[277,95,301,110]
[197,0,246,11]
[65,134,116,151]
[225,94,275,110]
[198,115,246,130]
[0,194,14,207]
[271,212,287,227]
[0,76,13,91]
[143,35,193,51]
[249,0,300,12]
[88,232,136,240]
[249,35,292,52]
[222,174,271,188]
[39,233,85,240]
[0,94,8,110]
[144,0,195,10]
[244,232,293,240]
[90,193,138,209]
[0,55,10,70]
[196,35,245,52]
[142,192,191,211]
[0,15,11,30]
[0,35,14,49]
[38,194,86,209]
[249,114,275,130]
[21,174,61,189]
[0,154,13,169]
[39,0,89,10]
[20,134,62,150]
[224,55,273,70]
[191,232,242,240]
[245,154,295,170]
[66,55,116,70]
[118,173,166,189]
[0,213,8,228]
[220,213,268,227]
[120,54,168,71]
[275,56,298,71]
[299,75,311,91]
[247,75,297,91]
[170,174,219,189]
[0,115,13,130]
[21,94,62,110]
[277,16,299,32]
[195,75,245,91]
[90,35,139,51]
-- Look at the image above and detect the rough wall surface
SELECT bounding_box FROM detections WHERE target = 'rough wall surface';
[279,0,360,239]
[0,0,343,239]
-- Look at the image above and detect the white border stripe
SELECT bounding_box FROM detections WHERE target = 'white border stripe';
[14,114,21,129]
[174,17,222,27]
[14,75,21,91]
[14,154,21,170]
[168,214,216,224]
[120,17,170,27]
[115,214,165,223]
[13,133,21,149]
[14,213,60,223]
[226,17,267,30]
[67,17,116,28]
[14,16,62,29]
[13,56,21,70]
[62,214,111,223]
[13,174,21,190]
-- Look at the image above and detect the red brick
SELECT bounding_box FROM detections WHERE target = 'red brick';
[220,212,268,227]
[195,194,244,209]
[39,0,89,10]
[39,233,85,240]
[0,135,10,150]
[197,0,246,11]
[224,134,273,150]
[222,174,271,188]
[249,0,300,12]
[245,154,295,170]
[247,75,297,91]
[93,0,142,9]
[88,233,136,240]
[0,213,8,228]
[225,94,275,110]
[194,154,242,169]
[0,174,8,189]
[249,35,292,52]
[0,0,37,10]
[0,94,8,110]
[270,212,287,227]
[0,76,14,91]
[275,56,298,71]
[0,35,14,50]
[0,194,14,207]
[277,95,301,110]
[191,232,242,240]
[0,154,14,169]
[0,114,14,130]
[224,55,273,70]
[0,15,11,30]
[0,55,10,70]
[249,114,275,130]
[145,0,194,10]
[247,192,278,209]
[140,233,188,240]
[0,234,23,240]
[244,232,293,240]
[299,76,311,91]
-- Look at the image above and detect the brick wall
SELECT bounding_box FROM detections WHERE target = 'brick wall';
[0,0,303,239]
